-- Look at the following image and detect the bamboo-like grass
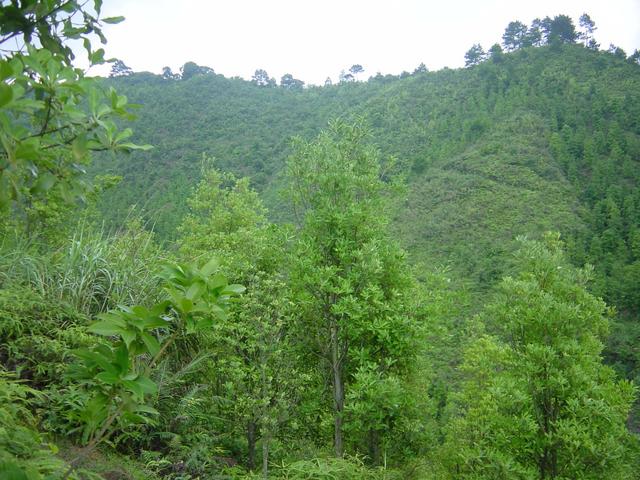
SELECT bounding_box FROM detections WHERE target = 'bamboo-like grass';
[0,221,164,317]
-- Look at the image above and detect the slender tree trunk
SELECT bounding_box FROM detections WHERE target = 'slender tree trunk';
[247,420,257,470]
[368,429,381,465]
[331,321,344,457]
[260,347,269,479]
[262,431,270,479]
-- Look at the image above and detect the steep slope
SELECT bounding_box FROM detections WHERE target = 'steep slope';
[93,74,381,235]
[399,112,585,287]
[94,45,640,323]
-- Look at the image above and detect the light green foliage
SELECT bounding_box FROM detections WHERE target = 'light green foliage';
[287,120,426,462]
[405,267,469,438]
[68,257,241,447]
[179,159,271,272]
[178,164,300,474]
[0,220,163,316]
[443,233,637,479]
[274,455,394,480]
[0,0,150,234]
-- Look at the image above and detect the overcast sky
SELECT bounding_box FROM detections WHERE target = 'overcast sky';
[88,0,640,85]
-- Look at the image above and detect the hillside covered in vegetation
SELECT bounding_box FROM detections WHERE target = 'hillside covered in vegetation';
[99,25,640,365]
[2,3,640,479]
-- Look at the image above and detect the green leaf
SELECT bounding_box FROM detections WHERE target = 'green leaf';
[72,135,88,161]
[134,404,159,416]
[117,142,153,151]
[223,284,246,295]
[114,127,132,143]
[122,379,143,398]
[95,371,120,385]
[209,273,228,290]
[142,315,170,330]
[120,329,136,349]
[209,303,227,320]
[0,83,13,108]
[180,297,194,313]
[102,16,125,24]
[114,343,130,375]
[73,347,118,375]
[15,139,41,162]
[135,375,157,395]
[30,172,56,194]
[140,331,160,357]
[150,300,171,316]
[89,48,106,65]
[0,61,12,81]
[195,316,214,331]
[200,258,219,276]
[186,280,205,301]
[121,412,154,425]
[88,315,127,336]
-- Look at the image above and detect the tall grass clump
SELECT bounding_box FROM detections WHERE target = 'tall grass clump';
[0,220,164,317]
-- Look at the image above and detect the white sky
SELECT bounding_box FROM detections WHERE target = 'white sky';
[87,0,640,85]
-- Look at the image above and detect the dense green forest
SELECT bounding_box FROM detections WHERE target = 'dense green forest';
[1,2,640,478]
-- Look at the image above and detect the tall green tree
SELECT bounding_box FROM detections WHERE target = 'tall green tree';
[180,61,214,80]
[252,68,276,87]
[547,14,578,46]
[502,21,529,51]
[526,18,544,46]
[286,120,423,461]
[578,13,599,50]
[349,64,364,80]
[109,59,133,77]
[443,233,637,479]
[488,43,504,63]
[464,44,486,66]
[413,62,428,74]
[178,163,300,475]
[280,73,305,90]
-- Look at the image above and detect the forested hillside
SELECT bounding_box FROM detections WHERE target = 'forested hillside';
[98,39,640,357]
[2,3,640,479]
[99,43,640,275]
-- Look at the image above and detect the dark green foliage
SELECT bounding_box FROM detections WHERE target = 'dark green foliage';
[0,287,90,386]
[252,68,276,87]
[502,21,528,51]
[0,369,74,479]
[547,14,578,45]
[281,73,305,90]
[180,61,214,80]
[110,59,133,77]
[464,44,486,66]
[93,43,640,299]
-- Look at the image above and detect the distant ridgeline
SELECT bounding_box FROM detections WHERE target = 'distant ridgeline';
[95,14,640,377]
